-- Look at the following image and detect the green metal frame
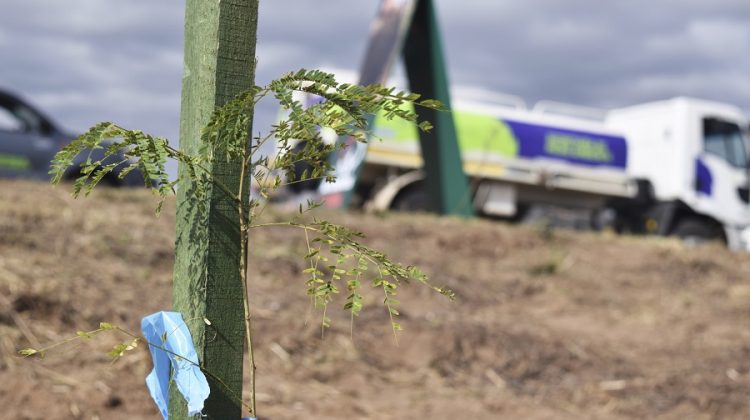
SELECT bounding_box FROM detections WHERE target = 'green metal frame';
[401,0,473,216]
[335,0,473,217]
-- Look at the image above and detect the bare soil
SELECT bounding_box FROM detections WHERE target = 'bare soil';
[2,180,750,419]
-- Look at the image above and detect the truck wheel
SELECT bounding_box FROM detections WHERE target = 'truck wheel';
[671,218,723,244]
[391,186,432,212]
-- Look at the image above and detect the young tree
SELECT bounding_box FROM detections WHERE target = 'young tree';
[24,2,453,419]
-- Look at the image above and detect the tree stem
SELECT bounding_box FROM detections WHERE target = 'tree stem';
[238,148,257,418]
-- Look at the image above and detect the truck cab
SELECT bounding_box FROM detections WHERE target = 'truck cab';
[607,98,750,249]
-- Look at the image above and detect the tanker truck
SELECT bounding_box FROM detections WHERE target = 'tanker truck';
[345,95,750,250]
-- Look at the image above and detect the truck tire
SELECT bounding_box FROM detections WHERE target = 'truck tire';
[391,185,432,212]
[671,217,723,244]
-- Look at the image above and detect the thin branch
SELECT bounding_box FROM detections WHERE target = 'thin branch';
[238,146,257,418]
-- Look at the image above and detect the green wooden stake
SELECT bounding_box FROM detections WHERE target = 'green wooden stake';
[403,0,473,217]
[172,1,258,419]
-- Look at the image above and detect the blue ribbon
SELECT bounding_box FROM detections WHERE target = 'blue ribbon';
[141,311,210,419]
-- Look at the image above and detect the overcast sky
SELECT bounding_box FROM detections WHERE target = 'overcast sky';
[2,0,750,148]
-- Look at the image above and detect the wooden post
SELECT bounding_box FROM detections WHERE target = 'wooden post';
[172,1,258,419]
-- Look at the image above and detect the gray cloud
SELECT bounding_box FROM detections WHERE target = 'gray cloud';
[0,1,182,147]
[433,0,750,110]
[1,0,749,154]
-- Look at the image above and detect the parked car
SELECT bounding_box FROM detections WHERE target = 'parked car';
[0,88,142,186]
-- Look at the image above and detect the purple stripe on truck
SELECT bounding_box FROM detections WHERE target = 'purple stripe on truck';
[504,119,628,169]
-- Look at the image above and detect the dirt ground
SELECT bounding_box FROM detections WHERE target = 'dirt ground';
[2,180,750,419]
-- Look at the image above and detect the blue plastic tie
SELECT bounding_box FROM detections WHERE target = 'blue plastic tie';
[141,311,210,419]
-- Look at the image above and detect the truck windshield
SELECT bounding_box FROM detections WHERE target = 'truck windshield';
[703,118,748,169]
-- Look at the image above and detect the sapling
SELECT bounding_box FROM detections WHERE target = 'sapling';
[20,69,454,417]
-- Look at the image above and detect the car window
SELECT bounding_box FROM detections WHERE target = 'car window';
[0,106,23,132]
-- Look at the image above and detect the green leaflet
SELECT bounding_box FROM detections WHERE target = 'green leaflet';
[51,68,454,339]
